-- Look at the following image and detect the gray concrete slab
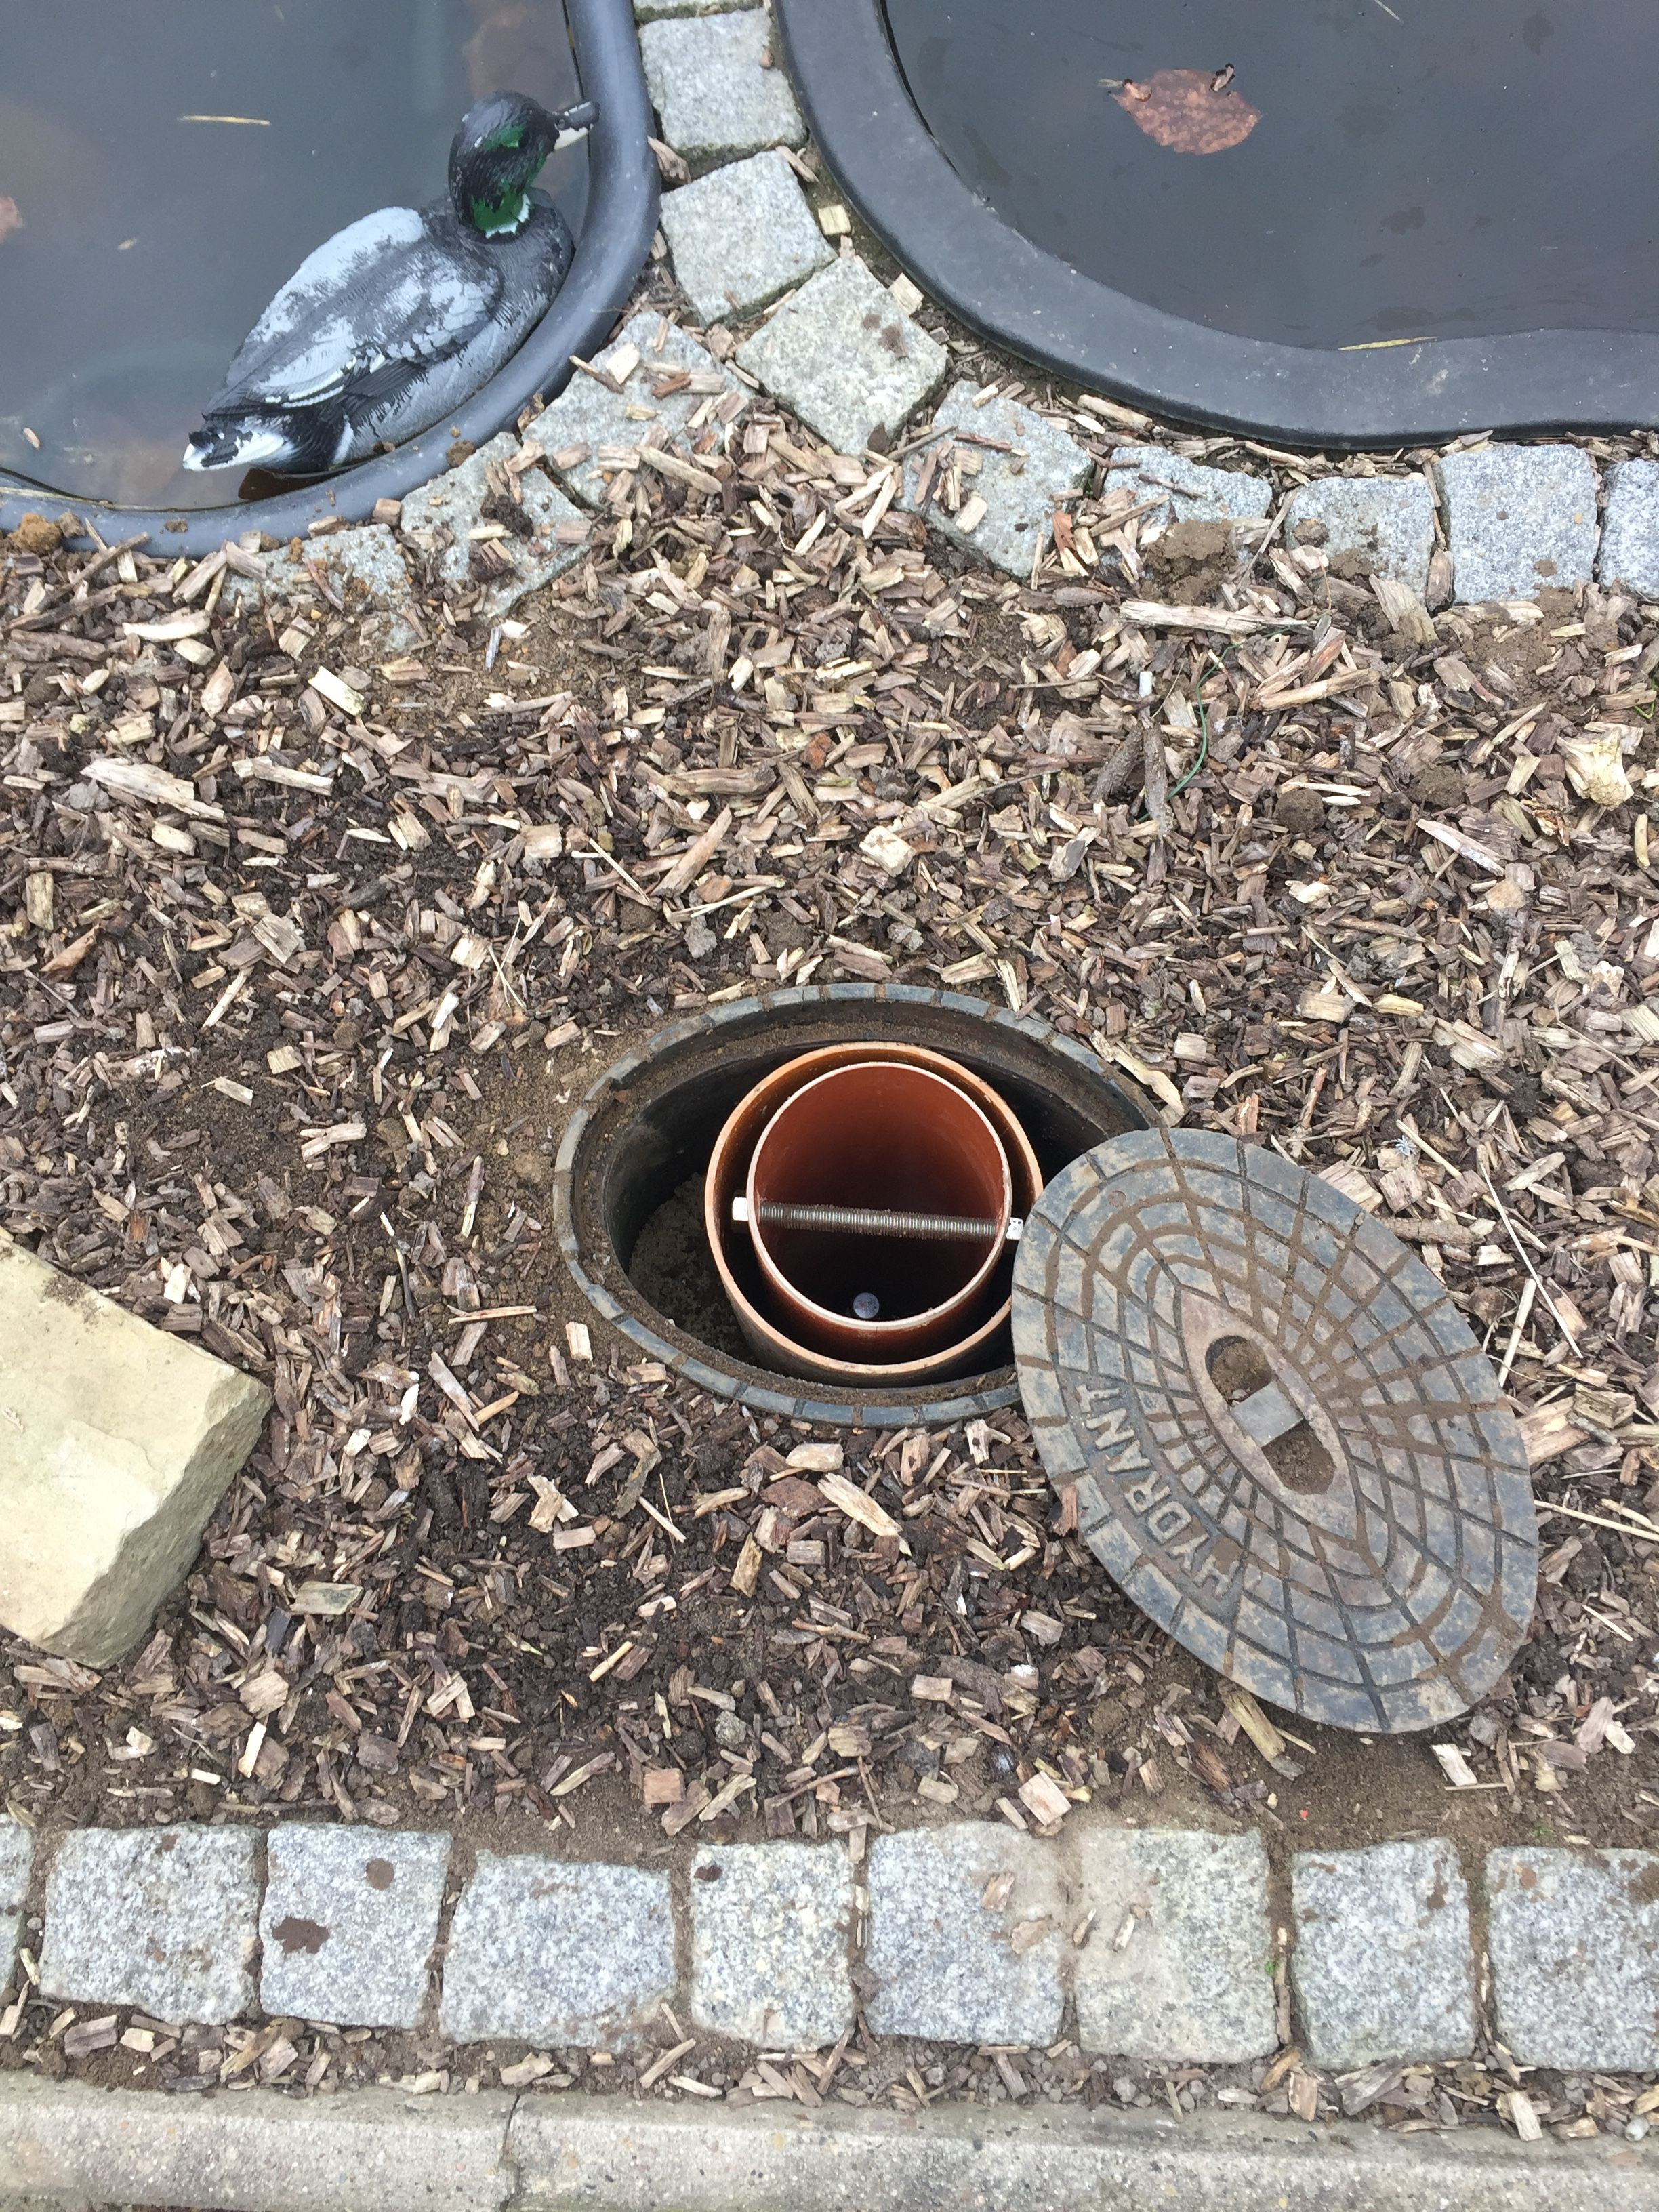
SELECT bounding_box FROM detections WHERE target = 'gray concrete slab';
[737,255,946,457]
[864,1822,1064,2046]
[1291,1839,1475,2068]
[533,313,743,509]
[690,1839,853,2049]
[260,1825,450,2031]
[439,1853,675,2049]
[1072,1828,1276,2063]
[1488,1845,1659,2072]
[1437,443,1599,603]
[1285,475,1437,591]
[1599,459,1659,598]
[0,2066,1655,2212]
[636,0,757,16]
[905,382,1091,577]
[400,433,589,620]
[506,2093,1659,2212]
[641,12,804,161]
[659,150,833,327]
[39,1825,258,2025]
[0,2075,514,2212]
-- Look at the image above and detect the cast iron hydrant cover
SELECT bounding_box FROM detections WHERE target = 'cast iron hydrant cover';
[1012,1129,1538,1732]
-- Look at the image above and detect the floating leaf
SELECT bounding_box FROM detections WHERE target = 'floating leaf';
[1115,70,1261,155]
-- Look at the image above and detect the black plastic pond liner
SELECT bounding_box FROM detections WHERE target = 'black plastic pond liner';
[0,0,657,558]
[775,0,1659,449]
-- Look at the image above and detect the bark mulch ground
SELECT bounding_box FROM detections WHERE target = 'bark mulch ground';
[5,295,1659,2135]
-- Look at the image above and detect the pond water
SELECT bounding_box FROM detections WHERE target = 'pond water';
[0,0,586,512]
[883,0,1659,351]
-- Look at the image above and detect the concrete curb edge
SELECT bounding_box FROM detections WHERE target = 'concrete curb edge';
[0,2076,1652,2212]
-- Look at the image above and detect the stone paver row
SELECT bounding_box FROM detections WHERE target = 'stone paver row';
[5,1817,1656,2073]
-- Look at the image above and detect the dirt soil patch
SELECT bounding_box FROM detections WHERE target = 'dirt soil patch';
[5,255,1659,2133]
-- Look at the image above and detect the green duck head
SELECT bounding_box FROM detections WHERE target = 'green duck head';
[448,91,597,239]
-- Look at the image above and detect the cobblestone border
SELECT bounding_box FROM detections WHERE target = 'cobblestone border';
[0,2074,1651,2212]
[7,1814,1659,2083]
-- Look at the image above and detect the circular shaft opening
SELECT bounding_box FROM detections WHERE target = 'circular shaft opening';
[556,987,1155,1425]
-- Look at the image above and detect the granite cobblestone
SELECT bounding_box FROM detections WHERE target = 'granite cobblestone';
[641,11,804,162]
[13,1820,1657,2077]
[260,1826,450,2032]
[1291,1840,1475,2069]
[689,1840,853,2048]
[0,1822,31,1986]
[1488,1845,1659,2073]
[658,150,832,326]
[1437,443,1599,604]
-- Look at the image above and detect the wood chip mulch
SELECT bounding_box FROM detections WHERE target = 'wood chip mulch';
[3,321,1659,2129]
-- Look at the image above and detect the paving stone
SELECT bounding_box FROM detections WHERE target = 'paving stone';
[0,1822,31,1982]
[1597,459,1659,598]
[1488,1846,1659,2071]
[237,525,420,655]
[636,0,758,16]
[39,1826,258,2024]
[1291,1840,1474,2067]
[1285,474,1436,592]
[1436,443,1599,604]
[659,151,832,327]
[439,1854,674,2049]
[1106,445,1272,531]
[400,433,589,619]
[864,1823,1063,2045]
[641,12,804,161]
[689,1841,852,2049]
[535,314,744,510]
[0,1238,270,1666]
[260,1826,450,2030]
[904,382,1091,577]
[736,255,945,458]
[1072,1828,1275,2063]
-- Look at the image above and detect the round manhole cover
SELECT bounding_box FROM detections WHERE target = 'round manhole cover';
[1012,1129,1538,1732]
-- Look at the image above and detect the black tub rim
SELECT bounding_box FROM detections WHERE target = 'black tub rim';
[551,983,1159,1429]
[774,0,1659,451]
[0,0,658,559]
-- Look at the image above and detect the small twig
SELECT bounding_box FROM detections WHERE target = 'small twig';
[1477,1152,1580,1353]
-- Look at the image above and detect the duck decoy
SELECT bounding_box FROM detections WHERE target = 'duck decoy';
[182,90,596,476]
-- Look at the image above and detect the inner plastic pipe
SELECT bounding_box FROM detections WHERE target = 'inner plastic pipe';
[700,1037,1043,1389]
[745,1059,1011,1364]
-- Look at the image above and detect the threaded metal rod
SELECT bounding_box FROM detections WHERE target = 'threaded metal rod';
[737,1199,1012,1242]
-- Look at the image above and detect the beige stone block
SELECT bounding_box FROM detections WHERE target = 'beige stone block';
[0,1239,270,1664]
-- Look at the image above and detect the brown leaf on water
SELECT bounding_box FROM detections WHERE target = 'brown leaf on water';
[0,198,21,245]
[1115,70,1261,154]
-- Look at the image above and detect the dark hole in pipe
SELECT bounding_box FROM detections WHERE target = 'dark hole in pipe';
[750,1062,1007,1328]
